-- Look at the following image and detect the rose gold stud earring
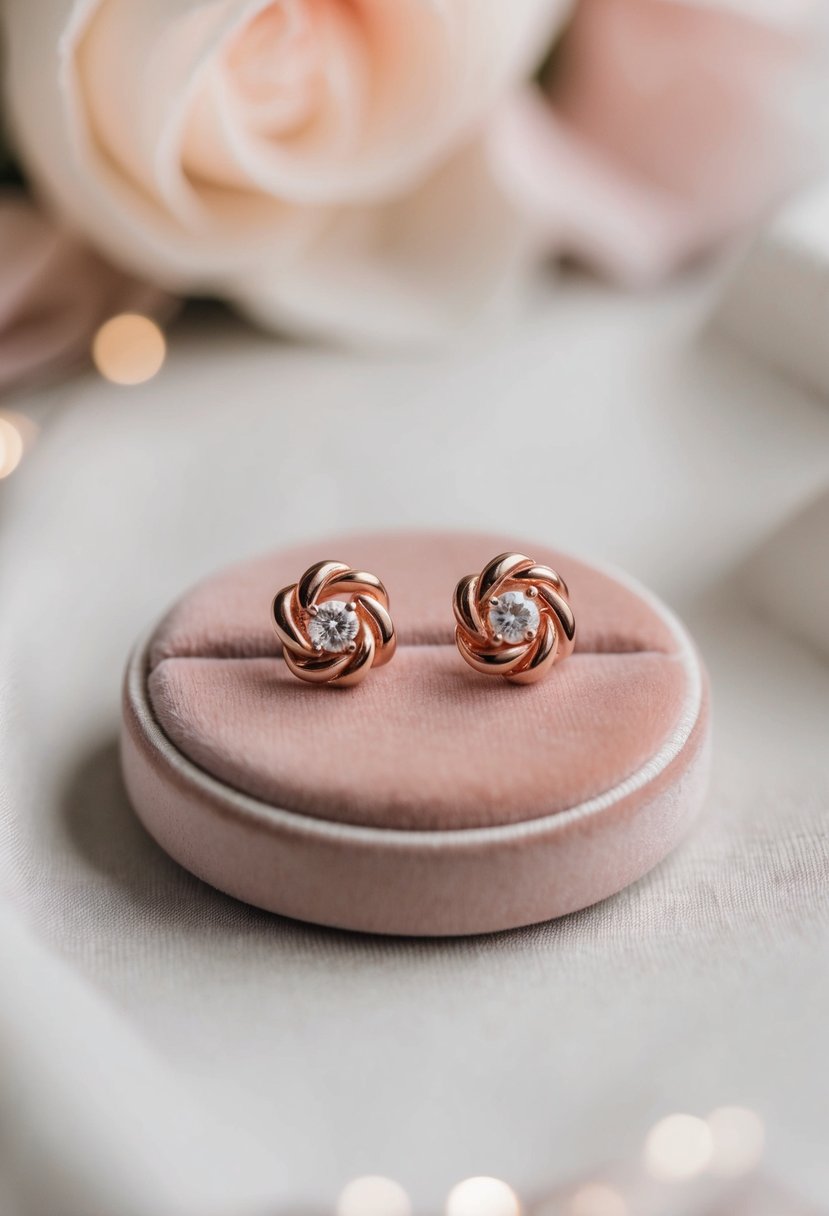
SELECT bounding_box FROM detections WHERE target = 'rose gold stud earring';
[272,560,396,687]
[453,552,575,684]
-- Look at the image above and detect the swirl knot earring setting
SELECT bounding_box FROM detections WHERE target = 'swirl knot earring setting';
[272,551,574,687]
[453,551,576,684]
[272,560,396,687]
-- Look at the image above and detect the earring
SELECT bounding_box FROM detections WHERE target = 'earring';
[272,560,396,687]
[453,552,575,684]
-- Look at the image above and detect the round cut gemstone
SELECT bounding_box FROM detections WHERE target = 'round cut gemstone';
[308,600,359,652]
[488,590,540,644]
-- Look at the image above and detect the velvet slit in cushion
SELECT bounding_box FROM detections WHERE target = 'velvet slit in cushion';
[121,532,711,935]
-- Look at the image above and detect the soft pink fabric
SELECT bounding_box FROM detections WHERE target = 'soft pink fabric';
[143,532,698,826]
[123,657,709,937]
[150,533,678,664]
[147,532,687,829]
[0,191,175,394]
[124,531,710,934]
[489,0,824,284]
[149,649,688,830]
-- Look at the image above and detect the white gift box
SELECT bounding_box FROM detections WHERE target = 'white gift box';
[716,181,829,403]
[744,489,829,661]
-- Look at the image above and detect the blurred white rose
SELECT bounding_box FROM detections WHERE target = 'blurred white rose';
[2,0,569,345]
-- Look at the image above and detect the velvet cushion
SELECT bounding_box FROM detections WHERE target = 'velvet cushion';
[122,532,710,934]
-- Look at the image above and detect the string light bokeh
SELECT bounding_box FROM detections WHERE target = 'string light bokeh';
[643,1113,714,1182]
[0,411,38,481]
[328,1102,765,1216]
[567,1182,628,1216]
[446,1176,521,1216]
[92,313,166,385]
[707,1105,765,1178]
[336,1175,412,1216]
[0,415,24,480]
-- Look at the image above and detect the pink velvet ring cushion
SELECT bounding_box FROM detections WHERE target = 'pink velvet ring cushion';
[121,531,711,936]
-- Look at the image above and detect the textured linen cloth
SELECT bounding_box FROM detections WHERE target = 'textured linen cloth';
[1,280,829,1215]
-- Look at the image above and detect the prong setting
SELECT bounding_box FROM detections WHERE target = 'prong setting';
[487,589,541,645]
[307,600,360,653]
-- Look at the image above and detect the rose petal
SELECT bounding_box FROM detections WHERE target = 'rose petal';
[182,0,372,200]
[488,88,710,286]
[489,0,829,283]
[0,192,175,394]
[229,140,533,346]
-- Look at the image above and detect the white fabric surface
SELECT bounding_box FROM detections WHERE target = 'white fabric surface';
[2,276,829,1215]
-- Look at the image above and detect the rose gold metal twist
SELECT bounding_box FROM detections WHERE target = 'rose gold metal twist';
[272,560,396,687]
[453,552,576,685]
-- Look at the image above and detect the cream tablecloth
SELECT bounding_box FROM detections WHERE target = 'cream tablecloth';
[1,278,828,1215]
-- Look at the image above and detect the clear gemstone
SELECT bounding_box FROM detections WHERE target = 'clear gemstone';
[307,600,359,652]
[488,590,540,644]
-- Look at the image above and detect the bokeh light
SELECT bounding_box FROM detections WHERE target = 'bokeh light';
[568,1182,628,1216]
[446,1176,521,1216]
[707,1106,765,1178]
[92,313,166,385]
[0,415,24,480]
[643,1113,713,1182]
[0,411,38,480]
[336,1175,412,1216]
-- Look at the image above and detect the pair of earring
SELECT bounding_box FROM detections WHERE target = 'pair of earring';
[271,552,576,688]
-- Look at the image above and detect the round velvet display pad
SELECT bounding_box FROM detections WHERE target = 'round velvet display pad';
[121,532,711,936]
